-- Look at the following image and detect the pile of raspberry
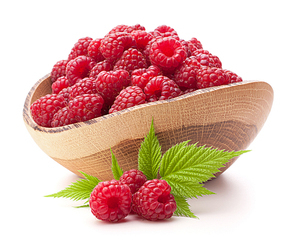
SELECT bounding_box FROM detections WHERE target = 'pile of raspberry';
[89,169,177,222]
[30,24,242,127]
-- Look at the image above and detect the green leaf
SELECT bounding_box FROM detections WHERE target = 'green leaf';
[138,118,162,180]
[160,143,249,201]
[160,143,249,184]
[173,195,197,218]
[165,178,215,199]
[159,140,191,178]
[45,171,101,205]
[110,149,123,180]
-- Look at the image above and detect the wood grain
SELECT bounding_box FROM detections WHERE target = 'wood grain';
[23,74,273,180]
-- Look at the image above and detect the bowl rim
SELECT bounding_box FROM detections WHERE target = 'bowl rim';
[23,73,268,134]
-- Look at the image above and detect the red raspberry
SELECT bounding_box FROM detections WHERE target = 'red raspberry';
[109,86,146,114]
[68,37,93,60]
[179,39,190,57]
[58,86,72,103]
[144,76,182,101]
[119,169,147,194]
[223,69,243,83]
[50,59,69,83]
[89,180,132,222]
[173,56,202,90]
[187,37,203,54]
[149,37,187,72]
[113,48,148,74]
[153,25,179,40]
[51,76,70,94]
[30,94,66,127]
[89,60,113,80]
[87,38,105,62]
[131,65,161,90]
[130,30,154,50]
[95,70,130,107]
[192,49,222,68]
[69,78,98,99]
[100,32,136,62]
[66,56,96,85]
[107,24,145,35]
[132,179,177,221]
[68,94,104,122]
[196,67,230,89]
[51,106,77,127]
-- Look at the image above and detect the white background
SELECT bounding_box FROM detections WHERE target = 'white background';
[1,0,295,250]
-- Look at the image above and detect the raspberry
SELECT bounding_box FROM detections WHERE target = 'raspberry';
[30,94,66,127]
[149,37,187,72]
[87,38,105,62]
[144,76,182,101]
[69,78,98,99]
[68,37,93,60]
[153,25,179,40]
[131,30,154,50]
[179,39,190,57]
[50,59,69,83]
[95,70,130,107]
[196,67,230,89]
[89,60,113,80]
[119,169,147,194]
[131,65,161,90]
[89,180,132,222]
[223,69,243,83]
[58,86,72,103]
[51,106,77,127]
[100,32,136,62]
[113,48,148,74]
[107,24,145,35]
[192,49,222,68]
[51,76,70,94]
[66,56,96,85]
[109,86,146,114]
[68,94,104,122]
[132,179,177,221]
[173,56,202,90]
[187,37,203,54]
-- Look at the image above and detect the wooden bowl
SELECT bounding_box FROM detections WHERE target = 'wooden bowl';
[23,74,273,180]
